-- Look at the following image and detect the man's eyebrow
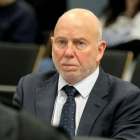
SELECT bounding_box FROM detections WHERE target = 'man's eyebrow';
[73,37,87,41]
[54,36,66,40]
[73,37,89,43]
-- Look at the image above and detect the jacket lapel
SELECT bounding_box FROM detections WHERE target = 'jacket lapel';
[35,73,59,123]
[77,67,109,136]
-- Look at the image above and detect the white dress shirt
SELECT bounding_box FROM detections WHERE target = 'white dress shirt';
[51,67,99,135]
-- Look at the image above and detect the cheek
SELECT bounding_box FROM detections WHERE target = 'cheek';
[78,50,98,67]
[77,51,94,65]
[52,47,64,62]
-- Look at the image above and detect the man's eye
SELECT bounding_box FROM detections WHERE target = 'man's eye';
[59,40,65,44]
[78,41,84,45]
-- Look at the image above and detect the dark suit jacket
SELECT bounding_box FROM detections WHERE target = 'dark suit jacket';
[13,67,140,140]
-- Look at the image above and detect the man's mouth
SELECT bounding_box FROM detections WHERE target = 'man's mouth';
[63,64,75,66]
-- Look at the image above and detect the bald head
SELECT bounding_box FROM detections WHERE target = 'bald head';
[54,8,102,41]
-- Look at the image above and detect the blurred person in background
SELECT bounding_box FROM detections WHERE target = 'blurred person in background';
[0,0,37,43]
[100,0,140,57]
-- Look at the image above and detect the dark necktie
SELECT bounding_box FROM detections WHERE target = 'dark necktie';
[59,85,79,137]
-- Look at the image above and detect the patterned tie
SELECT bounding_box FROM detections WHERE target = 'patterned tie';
[59,85,79,137]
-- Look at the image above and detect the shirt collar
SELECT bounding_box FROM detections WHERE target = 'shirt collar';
[58,67,99,98]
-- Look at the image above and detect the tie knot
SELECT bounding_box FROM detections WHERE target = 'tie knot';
[63,85,79,97]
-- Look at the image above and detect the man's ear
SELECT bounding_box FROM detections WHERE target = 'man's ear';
[96,41,106,62]
[51,37,54,44]
[51,37,54,57]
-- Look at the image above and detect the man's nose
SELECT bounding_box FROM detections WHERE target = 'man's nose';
[64,43,75,58]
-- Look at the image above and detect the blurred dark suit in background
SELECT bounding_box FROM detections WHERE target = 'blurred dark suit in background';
[0,0,37,43]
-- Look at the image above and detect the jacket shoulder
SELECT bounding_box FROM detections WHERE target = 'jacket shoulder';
[20,69,58,88]
[107,73,140,94]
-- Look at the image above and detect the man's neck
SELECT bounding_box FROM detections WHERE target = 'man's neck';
[0,0,15,7]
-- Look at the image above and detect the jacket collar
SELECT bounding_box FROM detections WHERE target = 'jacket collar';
[35,72,59,122]
[77,67,109,136]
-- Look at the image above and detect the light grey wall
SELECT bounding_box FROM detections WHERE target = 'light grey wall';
[66,0,108,17]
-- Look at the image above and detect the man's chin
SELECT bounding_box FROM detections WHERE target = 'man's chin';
[61,71,81,83]
[61,69,78,74]
[62,72,77,78]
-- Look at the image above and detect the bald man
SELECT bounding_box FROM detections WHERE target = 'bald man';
[13,9,140,139]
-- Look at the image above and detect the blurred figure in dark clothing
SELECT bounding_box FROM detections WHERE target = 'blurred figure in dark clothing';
[0,0,37,43]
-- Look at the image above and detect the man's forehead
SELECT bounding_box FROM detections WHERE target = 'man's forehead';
[54,21,95,39]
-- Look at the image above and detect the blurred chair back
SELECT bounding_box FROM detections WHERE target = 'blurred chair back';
[0,42,46,100]
[131,54,140,88]
[43,30,54,58]
[100,50,133,80]
[0,42,46,86]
